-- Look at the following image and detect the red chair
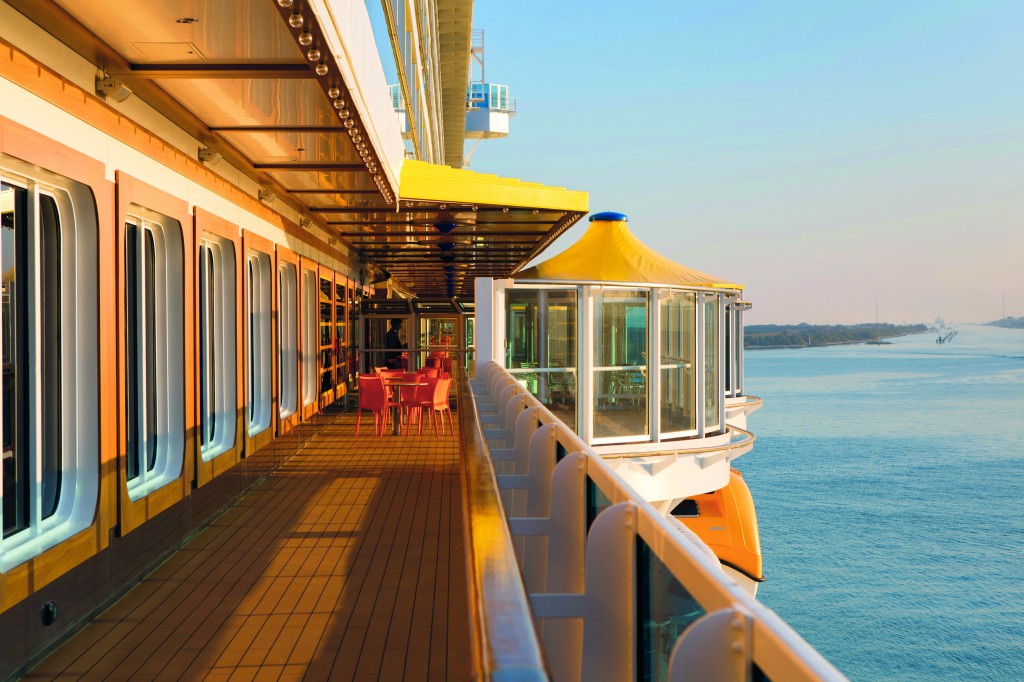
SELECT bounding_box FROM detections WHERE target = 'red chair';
[418,376,454,436]
[440,357,454,374]
[402,375,436,431]
[425,357,441,369]
[417,366,440,378]
[356,374,399,436]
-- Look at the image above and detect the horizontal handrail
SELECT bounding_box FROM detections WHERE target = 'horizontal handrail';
[599,424,755,460]
[455,368,549,681]
[476,363,846,681]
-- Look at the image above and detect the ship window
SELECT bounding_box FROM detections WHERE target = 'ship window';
[704,295,722,433]
[724,302,744,398]
[278,262,297,419]
[125,211,184,500]
[1,162,99,571]
[247,251,272,436]
[660,291,697,436]
[198,235,236,460]
[504,288,578,431]
[301,269,317,407]
[593,288,649,440]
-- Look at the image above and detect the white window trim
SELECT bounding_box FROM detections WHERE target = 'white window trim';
[301,269,317,407]
[199,235,236,461]
[247,251,272,436]
[278,262,297,419]
[0,160,98,572]
[124,211,184,501]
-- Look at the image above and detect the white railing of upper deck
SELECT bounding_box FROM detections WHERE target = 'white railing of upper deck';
[461,361,846,682]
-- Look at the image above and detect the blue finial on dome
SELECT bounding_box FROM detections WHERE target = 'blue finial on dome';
[589,211,628,222]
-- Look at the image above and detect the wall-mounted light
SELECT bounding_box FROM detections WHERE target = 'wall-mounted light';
[96,76,132,103]
[298,217,312,229]
[258,188,276,203]
[198,147,221,165]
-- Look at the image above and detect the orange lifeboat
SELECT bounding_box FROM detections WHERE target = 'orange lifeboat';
[673,468,763,584]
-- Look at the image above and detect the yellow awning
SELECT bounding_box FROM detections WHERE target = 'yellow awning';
[515,212,743,290]
[399,159,588,211]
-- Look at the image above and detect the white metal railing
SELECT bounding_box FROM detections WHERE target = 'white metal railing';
[464,361,846,682]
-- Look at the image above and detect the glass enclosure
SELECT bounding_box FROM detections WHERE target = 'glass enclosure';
[703,296,721,433]
[660,291,696,437]
[505,289,578,430]
[594,289,648,440]
[499,283,741,446]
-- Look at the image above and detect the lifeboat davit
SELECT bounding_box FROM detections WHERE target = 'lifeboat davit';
[673,468,763,596]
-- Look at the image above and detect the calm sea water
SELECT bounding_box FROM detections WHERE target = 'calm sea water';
[737,325,1024,681]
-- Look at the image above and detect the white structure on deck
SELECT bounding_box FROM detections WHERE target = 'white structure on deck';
[476,211,762,509]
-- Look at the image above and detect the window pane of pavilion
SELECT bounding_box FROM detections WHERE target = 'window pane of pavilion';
[660,291,696,435]
[594,289,648,439]
[704,296,721,431]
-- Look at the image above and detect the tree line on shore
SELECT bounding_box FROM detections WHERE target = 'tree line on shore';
[985,317,1024,329]
[744,323,928,348]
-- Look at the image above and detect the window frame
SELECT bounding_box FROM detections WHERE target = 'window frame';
[197,232,237,462]
[299,259,318,417]
[0,155,100,571]
[276,245,300,431]
[123,210,185,501]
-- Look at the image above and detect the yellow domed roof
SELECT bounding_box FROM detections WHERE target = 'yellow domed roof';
[515,212,742,289]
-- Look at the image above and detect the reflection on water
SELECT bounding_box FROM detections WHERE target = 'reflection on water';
[739,325,1024,681]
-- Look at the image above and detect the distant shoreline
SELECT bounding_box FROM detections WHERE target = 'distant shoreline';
[745,324,929,350]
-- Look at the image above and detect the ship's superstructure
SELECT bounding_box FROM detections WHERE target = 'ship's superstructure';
[1,1,842,680]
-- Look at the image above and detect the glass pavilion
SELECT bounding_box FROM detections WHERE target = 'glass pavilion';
[476,212,751,453]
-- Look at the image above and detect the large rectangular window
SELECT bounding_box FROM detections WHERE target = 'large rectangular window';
[725,300,744,398]
[198,236,236,460]
[660,291,697,436]
[2,183,57,537]
[704,295,721,433]
[1,160,99,571]
[318,276,334,394]
[247,251,272,435]
[594,288,648,440]
[125,213,184,499]
[504,288,578,429]
[301,269,317,407]
[278,262,298,419]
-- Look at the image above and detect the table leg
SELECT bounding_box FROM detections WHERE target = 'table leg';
[392,405,401,435]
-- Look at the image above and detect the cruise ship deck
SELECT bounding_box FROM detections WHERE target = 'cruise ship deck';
[24,407,468,681]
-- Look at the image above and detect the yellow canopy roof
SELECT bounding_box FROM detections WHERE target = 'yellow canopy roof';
[515,212,743,290]
[399,159,588,211]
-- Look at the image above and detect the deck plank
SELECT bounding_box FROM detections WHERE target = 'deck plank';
[26,407,469,680]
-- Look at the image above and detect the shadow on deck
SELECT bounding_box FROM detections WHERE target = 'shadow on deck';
[25,407,469,681]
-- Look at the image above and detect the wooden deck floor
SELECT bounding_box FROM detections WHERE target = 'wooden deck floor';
[26,408,469,681]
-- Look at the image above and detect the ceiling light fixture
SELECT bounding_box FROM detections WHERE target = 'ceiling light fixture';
[288,12,303,28]
[315,63,329,76]
[278,0,294,7]
[258,188,276,203]
[327,86,341,99]
[306,48,321,61]
[298,31,313,46]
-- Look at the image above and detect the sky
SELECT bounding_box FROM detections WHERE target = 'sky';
[451,0,1023,325]
[365,1,1024,325]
